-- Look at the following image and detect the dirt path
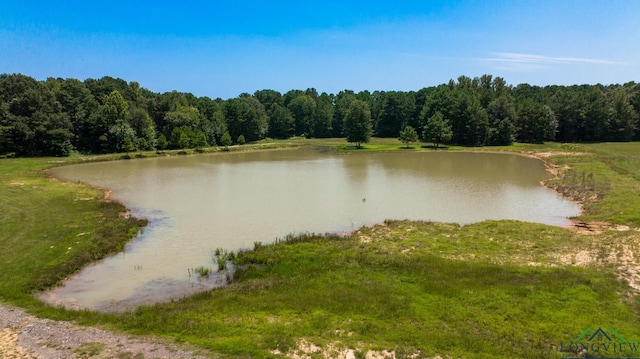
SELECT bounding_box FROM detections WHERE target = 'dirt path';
[0,304,209,359]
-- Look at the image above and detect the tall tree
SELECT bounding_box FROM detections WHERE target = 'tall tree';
[398,125,418,148]
[0,74,73,156]
[376,91,416,137]
[267,103,295,139]
[449,91,488,146]
[423,111,452,149]
[197,96,226,146]
[332,90,356,137]
[516,100,557,143]
[85,76,135,103]
[549,87,582,142]
[581,86,609,142]
[608,87,637,141]
[224,94,268,142]
[156,134,168,151]
[486,95,516,145]
[100,90,129,124]
[52,78,98,153]
[107,121,137,153]
[313,92,333,137]
[162,104,202,139]
[220,131,232,150]
[254,89,283,112]
[287,94,316,137]
[344,100,372,149]
[128,106,156,148]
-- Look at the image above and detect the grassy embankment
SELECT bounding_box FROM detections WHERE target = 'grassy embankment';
[1,139,640,358]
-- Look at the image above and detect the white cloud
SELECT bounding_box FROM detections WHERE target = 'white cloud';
[485,52,624,66]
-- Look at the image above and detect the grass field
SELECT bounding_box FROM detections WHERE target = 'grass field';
[1,139,640,358]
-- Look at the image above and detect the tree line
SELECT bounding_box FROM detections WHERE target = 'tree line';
[0,73,638,156]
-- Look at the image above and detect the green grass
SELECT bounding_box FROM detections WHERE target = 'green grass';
[0,157,146,306]
[110,223,640,358]
[2,139,640,358]
[541,143,640,226]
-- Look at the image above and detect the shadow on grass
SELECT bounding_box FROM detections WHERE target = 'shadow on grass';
[421,144,450,150]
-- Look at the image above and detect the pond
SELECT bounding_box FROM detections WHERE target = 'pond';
[41,148,580,311]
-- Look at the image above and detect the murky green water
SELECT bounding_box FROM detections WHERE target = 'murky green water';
[42,148,579,311]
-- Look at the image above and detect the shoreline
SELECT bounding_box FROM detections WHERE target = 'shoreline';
[40,145,585,312]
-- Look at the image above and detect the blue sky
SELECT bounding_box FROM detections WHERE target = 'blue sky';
[1,1,639,99]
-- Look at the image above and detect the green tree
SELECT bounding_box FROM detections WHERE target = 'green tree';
[108,121,137,153]
[137,137,148,155]
[220,131,232,150]
[254,89,283,112]
[100,90,129,124]
[122,136,135,154]
[192,130,208,150]
[332,90,356,137]
[608,87,637,141]
[177,131,190,150]
[98,90,130,152]
[548,87,581,142]
[582,86,609,142]
[398,125,418,148]
[0,74,74,156]
[162,104,202,139]
[267,103,295,139]
[486,95,516,145]
[312,92,334,137]
[52,77,98,153]
[85,76,135,103]
[423,112,453,149]
[287,94,316,137]
[344,100,372,149]
[376,91,416,137]
[128,106,156,149]
[236,134,246,145]
[450,92,488,146]
[240,94,269,142]
[156,134,168,151]
[516,100,557,143]
[224,95,268,142]
[171,127,193,149]
[197,96,226,146]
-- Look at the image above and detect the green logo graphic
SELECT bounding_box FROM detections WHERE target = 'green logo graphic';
[559,328,640,358]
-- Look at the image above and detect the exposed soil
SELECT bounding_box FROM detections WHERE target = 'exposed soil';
[0,304,208,359]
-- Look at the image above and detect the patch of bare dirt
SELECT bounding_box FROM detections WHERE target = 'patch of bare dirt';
[0,304,208,359]
[273,338,427,359]
[517,151,584,176]
[568,220,640,235]
[529,151,586,159]
[553,228,640,293]
[570,220,616,235]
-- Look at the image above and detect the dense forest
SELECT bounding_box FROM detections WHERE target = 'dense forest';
[0,73,638,156]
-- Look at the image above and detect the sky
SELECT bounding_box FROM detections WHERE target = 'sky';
[1,1,639,99]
